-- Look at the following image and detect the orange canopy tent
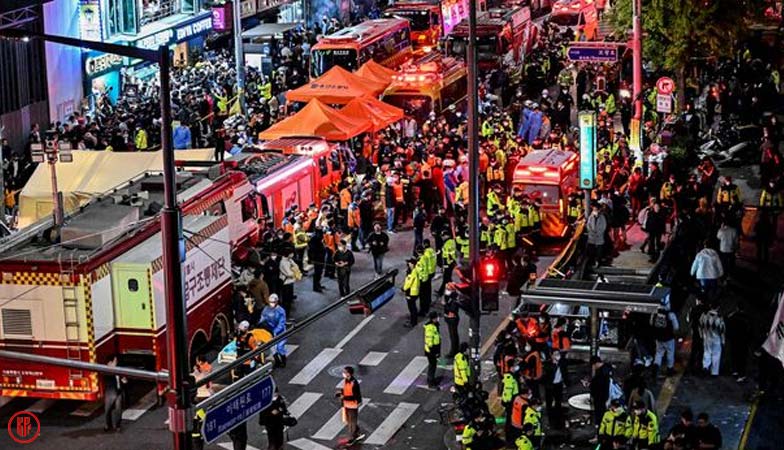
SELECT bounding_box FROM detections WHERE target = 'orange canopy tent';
[341,96,405,132]
[355,60,397,86]
[259,99,371,141]
[285,66,385,104]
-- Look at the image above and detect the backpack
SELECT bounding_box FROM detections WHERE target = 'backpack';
[651,311,668,329]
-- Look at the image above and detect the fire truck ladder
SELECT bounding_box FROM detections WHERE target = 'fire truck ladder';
[61,272,83,380]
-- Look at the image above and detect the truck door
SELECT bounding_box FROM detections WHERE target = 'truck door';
[112,265,153,330]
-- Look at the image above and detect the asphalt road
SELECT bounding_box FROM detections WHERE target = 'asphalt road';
[0,228,553,450]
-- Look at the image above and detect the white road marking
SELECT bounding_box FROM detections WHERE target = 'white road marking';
[288,392,323,419]
[359,351,388,366]
[122,389,159,421]
[364,402,419,446]
[218,442,261,450]
[70,401,102,417]
[26,398,55,413]
[383,356,428,395]
[285,344,299,355]
[288,438,333,450]
[289,348,342,385]
[335,314,375,349]
[311,398,371,441]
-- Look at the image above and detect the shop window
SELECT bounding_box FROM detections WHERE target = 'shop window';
[203,201,227,216]
[318,157,328,177]
[105,0,139,37]
[241,196,258,222]
[140,0,184,27]
[128,279,139,292]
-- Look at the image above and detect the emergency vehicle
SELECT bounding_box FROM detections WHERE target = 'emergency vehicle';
[0,169,259,400]
[446,6,538,70]
[381,53,468,121]
[550,0,599,40]
[255,136,342,198]
[382,0,487,51]
[512,149,578,237]
[310,19,413,78]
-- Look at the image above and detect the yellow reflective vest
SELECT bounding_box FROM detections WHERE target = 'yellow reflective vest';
[501,373,519,403]
[631,410,660,446]
[403,270,420,296]
[424,322,441,353]
[454,352,471,386]
[442,238,457,265]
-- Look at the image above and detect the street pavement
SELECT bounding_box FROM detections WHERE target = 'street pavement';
[0,228,552,450]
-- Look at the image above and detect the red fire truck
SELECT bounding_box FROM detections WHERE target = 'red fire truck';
[446,5,538,70]
[383,0,487,51]
[512,149,578,238]
[0,169,259,400]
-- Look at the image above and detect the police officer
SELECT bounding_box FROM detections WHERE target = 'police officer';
[403,258,420,327]
[523,397,544,448]
[424,312,442,389]
[600,399,631,448]
[516,423,536,450]
[502,369,521,439]
[759,181,783,211]
[630,400,660,450]
[454,342,472,393]
[437,230,457,297]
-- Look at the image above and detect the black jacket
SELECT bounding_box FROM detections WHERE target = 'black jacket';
[367,231,389,256]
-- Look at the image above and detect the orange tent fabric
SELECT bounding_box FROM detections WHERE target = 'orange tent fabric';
[259,99,371,141]
[285,66,384,104]
[356,60,397,86]
[342,96,405,132]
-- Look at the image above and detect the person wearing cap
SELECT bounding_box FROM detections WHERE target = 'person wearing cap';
[403,258,421,327]
[515,422,536,450]
[600,399,632,448]
[423,312,442,389]
[716,176,741,209]
[259,294,288,368]
[630,400,660,449]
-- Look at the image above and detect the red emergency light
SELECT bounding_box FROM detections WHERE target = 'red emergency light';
[480,256,501,284]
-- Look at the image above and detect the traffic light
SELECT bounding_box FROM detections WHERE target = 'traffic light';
[479,256,501,312]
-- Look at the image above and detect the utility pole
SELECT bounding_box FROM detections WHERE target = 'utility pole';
[233,0,247,118]
[631,0,643,121]
[466,0,481,376]
[0,122,6,227]
[158,46,192,450]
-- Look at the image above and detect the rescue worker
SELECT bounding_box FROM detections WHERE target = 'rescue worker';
[487,187,502,217]
[600,399,632,449]
[551,317,572,358]
[192,407,206,450]
[424,311,442,389]
[716,176,741,208]
[502,370,521,438]
[442,285,461,357]
[508,387,533,443]
[487,157,505,182]
[336,366,363,443]
[529,198,542,234]
[403,258,420,327]
[630,400,660,450]
[521,342,543,398]
[422,239,437,308]
[259,294,288,368]
[456,230,470,264]
[462,417,478,450]
[516,423,537,450]
[454,342,472,393]
[759,181,783,211]
[523,397,544,447]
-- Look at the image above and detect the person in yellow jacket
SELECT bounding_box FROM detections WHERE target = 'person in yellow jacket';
[760,181,783,210]
[529,200,542,232]
[505,218,517,250]
[134,127,148,151]
[523,398,543,438]
[438,232,457,295]
[599,399,631,447]
[423,312,441,389]
[487,158,505,183]
[293,225,309,271]
[630,401,659,449]
[515,423,536,450]
[462,420,477,450]
[493,223,508,251]
[716,176,741,207]
[501,370,520,433]
[403,258,420,328]
[454,342,472,392]
[456,231,470,262]
[487,189,502,216]
[192,408,206,450]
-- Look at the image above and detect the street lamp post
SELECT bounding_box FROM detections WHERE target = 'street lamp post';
[466,0,482,375]
[0,28,192,450]
[631,0,643,120]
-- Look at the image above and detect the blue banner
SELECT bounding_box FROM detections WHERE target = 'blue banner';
[578,111,596,190]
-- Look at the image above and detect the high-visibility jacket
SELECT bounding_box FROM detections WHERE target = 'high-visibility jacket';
[487,191,501,215]
[507,198,521,218]
[631,410,660,446]
[567,199,582,220]
[481,226,492,246]
[192,408,206,438]
[516,208,530,230]
[415,259,429,283]
[506,223,517,249]
[294,230,309,249]
[456,236,470,258]
[393,183,405,203]
[462,423,477,447]
[454,352,471,386]
[481,120,494,137]
[423,247,437,276]
[442,238,457,265]
[717,183,741,205]
[523,406,543,436]
[528,205,541,226]
[340,188,352,209]
[493,227,508,250]
[760,189,783,208]
[515,435,534,450]
[347,207,360,228]
[495,148,507,167]
[456,182,469,204]
[342,378,361,409]
[403,270,420,296]
[600,409,631,438]
[551,326,572,351]
[660,182,675,200]
[501,373,519,403]
[424,322,441,353]
[522,351,542,380]
[487,165,505,182]
[259,81,272,100]
[135,129,148,150]
[510,395,529,429]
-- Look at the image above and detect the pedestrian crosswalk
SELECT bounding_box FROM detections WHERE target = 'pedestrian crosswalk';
[365,402,419,446]
[383,356,428,395]
[289,348,342,385]
[359,351,388,366]
[311,398,371,441]
[287,392,322,419]
[288,438,333,450]
[123,389,159,421]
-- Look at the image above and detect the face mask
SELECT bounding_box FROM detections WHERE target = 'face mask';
[525,345,532,352]
[339,246,346,252]
[445,290,454,297]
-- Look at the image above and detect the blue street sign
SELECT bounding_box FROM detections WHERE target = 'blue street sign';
[567,45,618,62]
[202,375,276,443]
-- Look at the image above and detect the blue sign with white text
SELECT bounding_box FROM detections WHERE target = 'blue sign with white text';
[567,46,618,62]
[202,375,276,443]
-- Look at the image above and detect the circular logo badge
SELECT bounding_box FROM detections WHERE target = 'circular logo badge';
[7,411,41,444]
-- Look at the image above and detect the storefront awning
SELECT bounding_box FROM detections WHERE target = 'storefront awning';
[241,22,300,40]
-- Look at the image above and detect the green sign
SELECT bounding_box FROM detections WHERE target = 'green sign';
[578,111,596,189]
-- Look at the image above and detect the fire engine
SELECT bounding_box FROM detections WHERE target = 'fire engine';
[0,168,259,400]
[550,0,599,40]
[383,0,487,51]
[446,5,538,70]
[255,136,343,199]
[381,53,468,121]
[512,149,578,238]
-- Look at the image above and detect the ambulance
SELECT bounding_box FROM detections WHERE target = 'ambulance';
[512,149,579,237]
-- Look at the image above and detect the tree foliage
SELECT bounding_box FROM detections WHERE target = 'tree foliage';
[607,0,757,72]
